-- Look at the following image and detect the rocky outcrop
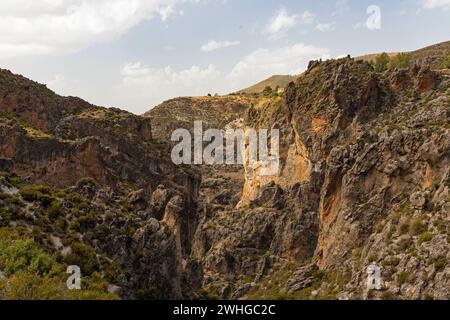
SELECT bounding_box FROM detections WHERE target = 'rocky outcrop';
[189,57,449,300]
[0,68,201,299]
[1,46,449,300]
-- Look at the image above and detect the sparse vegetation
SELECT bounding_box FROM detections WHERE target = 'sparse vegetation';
[381,290,396,300]
[397,271,412,285]
[409,218,426,236]
[0,228,117,300]
[389,53,411,70]
[418,233,433,244]
[263,86,273,96]
[431,255,446,271]
[1,39,450,301]
[63,242,99,276]
[381,257,401,267]
[19,185,56,207]
[442,50,450,69]
[374,52,390,72]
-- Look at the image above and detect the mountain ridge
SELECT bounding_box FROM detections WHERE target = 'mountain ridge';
[0,41,449,300]
[230,40,450,96]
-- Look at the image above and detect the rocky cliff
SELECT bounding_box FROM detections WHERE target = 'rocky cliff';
[0,68,201,299]
[0,42,449,300]
[148,52,449,300]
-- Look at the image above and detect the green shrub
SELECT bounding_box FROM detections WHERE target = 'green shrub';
[0,228,118,300]
[64,242,99,275]
[262,86,273,96]
[65,192,86,205]
[381,257,400,267]
[54,218,67,234]
[389,53,411,70]
[0,270,65,300]
[7,175,22,187]
[409,218,426,235]
[0,208,14,227]
[418,232,433,244]
[398,237,413,251]
[0,191,8,200]
[31,226,45,243]
[66,273,119,300]
[381,291,396,300]
[0,229,54,276]
[397,271,412,285]
[77,211,97,232]
[424,293,434,300]
[48,201,63,220]
[69,219,81,232]
[10,195,23,206]
[20,185,55,207]
[432,255,446,271]
[442,50,450,69]
[374,52,390,72]
[398,220,410,235]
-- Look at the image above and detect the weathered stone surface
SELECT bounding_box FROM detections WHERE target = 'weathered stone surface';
[410,191,426,209]
[0,158,13,173]
[128,189,148,211]
[1,48,449,300]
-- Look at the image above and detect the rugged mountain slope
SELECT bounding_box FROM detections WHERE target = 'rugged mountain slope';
[237,75,297,94]
[0,41,449,301]
[190,56,449,300]
[144,95,261,142]
[358,40,450,70]
[238,40,450,96]
[0,68,201,299]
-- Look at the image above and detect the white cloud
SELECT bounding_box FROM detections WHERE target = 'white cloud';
[265,9,298,39]
[157,5,175,21]
[121,62,152,77]
[300,11,316,24]
[228,43,329,91]
[47,74,67,93]
[116,42,329,113]
[0,0,190,59]
[354,21,365,29]
[422,0,450,9]
[47,73,79,96]
[121,63,220,86]
[201,40,240,52]
[117,63,222,113]
[265,9,315,39]
[315,23,335,32]
[333,0,349,16]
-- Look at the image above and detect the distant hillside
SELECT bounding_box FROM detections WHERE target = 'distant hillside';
[236,40,450,96]
[144,95,259,141]
[236,75,297,94]
[357,40,450,69]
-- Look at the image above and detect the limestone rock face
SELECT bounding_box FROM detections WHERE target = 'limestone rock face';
[0,158,13,173]
[150,185,171,219]
[185,58,449,300]
[1,45,449,300]
[410,191,426,209]
[0,68,201,299]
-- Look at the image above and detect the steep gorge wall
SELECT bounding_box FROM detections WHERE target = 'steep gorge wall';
[224,57,449,299]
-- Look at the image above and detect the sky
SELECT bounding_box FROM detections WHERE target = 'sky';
[0,0,449,114]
